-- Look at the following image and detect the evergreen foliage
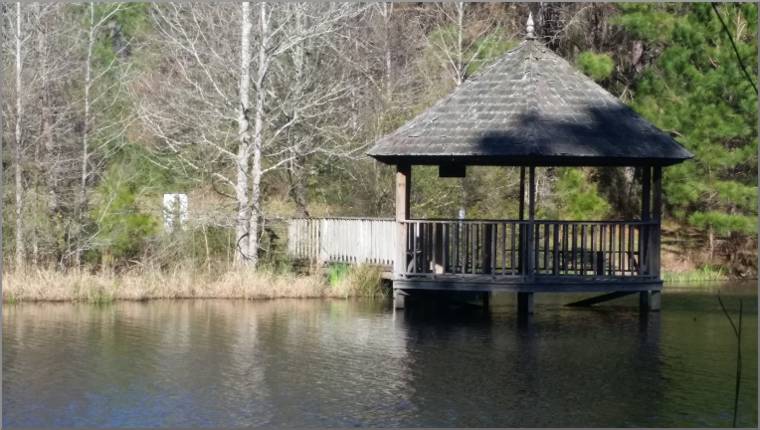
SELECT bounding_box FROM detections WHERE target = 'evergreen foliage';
[576,51,615,82]
[554,169,611,220]
[616,3,757,239]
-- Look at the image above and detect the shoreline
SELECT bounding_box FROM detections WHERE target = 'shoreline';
[2,265,388,305]
[2,267,751,305]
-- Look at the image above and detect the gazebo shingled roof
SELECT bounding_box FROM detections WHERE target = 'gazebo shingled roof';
[367,39,693,167]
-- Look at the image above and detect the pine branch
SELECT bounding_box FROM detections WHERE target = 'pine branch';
[711,3,758,94]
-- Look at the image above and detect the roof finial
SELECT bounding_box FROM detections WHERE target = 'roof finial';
[526,11,535,39]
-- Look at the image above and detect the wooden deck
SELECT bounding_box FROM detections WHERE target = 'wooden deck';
[286,217,662,294]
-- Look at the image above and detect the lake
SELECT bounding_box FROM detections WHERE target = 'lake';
[3,283,757,427]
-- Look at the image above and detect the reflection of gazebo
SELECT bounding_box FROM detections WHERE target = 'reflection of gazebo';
[367,17,692,312]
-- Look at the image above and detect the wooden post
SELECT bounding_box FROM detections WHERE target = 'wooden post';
[482,292,491,309]
[517,292,534,315]
[394,289,407,310]
[395,164,411,277]
[650,290,661,311]
[518,167,526,274]
[483,224,493,274]
[639,290,661,312]
[641,166,651,275]
[639,291,649,312]
[652,166,662,278]
[527,166,536,278]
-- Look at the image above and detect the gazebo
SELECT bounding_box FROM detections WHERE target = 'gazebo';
[367,16,692,312]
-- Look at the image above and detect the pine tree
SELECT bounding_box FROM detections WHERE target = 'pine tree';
[616,3,757,250]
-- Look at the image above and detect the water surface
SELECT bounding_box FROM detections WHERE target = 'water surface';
[3,283,757,427]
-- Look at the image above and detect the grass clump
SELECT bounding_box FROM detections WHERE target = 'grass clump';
[329,264,388,299]
[327,263,351,288]
[663,265,730,283]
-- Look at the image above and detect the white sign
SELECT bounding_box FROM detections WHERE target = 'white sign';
[163,193,188,232]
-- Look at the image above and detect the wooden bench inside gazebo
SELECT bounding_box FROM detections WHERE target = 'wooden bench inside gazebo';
[364,16,692,313]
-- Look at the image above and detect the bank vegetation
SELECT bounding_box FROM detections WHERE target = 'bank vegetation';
[1,3,756,295]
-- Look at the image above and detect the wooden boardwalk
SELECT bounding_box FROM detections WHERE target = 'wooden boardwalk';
[287,218,661,288]
[286,216,663,312]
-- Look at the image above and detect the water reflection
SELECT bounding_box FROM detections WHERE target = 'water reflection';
[394,297,667,427]
[3,285,757,427]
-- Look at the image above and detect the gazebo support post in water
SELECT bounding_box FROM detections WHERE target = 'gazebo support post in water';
[367,14,691,313]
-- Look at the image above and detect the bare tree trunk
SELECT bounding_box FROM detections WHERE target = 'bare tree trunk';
[286,6,309,217]
[234,1,253,265]
[247,1,269,269]
[455,2,464,86]
[381,3,393,102]
[14,2,24,269]
[75,3,97,266]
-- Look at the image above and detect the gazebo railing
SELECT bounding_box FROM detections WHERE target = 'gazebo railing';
[401,219,657,278]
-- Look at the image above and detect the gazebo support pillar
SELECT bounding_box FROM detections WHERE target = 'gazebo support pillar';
[639,165,663,313]
[394,164,411,309]
[516,167,536,316]
[639,290,661,312]
[517,292,534,315]
[527,166,536,277]
[652,166,662,278]
[641,167,651,274]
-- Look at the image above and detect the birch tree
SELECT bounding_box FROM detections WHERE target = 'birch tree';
[12,2,25,268]
[138,2,360,267]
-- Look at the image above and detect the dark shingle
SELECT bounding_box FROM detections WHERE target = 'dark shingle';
[367,40,693,167]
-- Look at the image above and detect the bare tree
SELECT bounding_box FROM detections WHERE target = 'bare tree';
[138,2,360,267]
[423,2,511,87]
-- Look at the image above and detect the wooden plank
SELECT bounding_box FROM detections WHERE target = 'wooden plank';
[565,291,638,307]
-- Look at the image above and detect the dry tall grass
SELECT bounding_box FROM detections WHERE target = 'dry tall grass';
[3,264,385,303]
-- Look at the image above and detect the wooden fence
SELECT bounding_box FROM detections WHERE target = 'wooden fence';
[287,217,396,266]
